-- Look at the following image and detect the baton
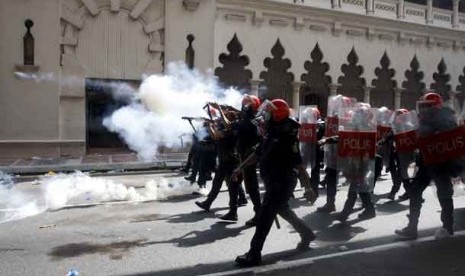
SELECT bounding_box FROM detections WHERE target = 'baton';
[275,217,281,229]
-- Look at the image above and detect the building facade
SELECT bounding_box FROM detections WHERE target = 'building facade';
[1,0,465,158]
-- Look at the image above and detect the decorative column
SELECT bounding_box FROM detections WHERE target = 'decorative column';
[453,0,460,28]
[292,81,304,110]
[250,79,261,97]
[329,84,339,96]
[366,0,374,15]
[450,90,461,112]
[364,86,372,104]
[397,0,405,19]
[331,0,341,9]
[394,87,403,109]
[426,0,433,24]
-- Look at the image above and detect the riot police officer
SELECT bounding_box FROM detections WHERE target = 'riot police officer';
[395,92,460,239]
[233,99,317,267]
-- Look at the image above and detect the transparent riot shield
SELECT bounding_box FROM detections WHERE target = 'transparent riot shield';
[337,104,377,192]
[324,95,356,169]
[299,105,318,168]
[376,107,393,167]
[417,102,465,176]
[392,111,419,179]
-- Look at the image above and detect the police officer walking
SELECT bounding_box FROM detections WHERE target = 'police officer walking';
[194,106,247,219]
[233,99,317,267]
[395,92,462,239]
[225,95,262,225]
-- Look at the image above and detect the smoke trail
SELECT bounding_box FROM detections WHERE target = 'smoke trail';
[41,171,196,210]
[0,171,13,188]
[0,172,44,223]
[103,62,243,161]
[0,171,197,223]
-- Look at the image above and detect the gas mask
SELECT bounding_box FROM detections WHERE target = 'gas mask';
[252,100,277,137]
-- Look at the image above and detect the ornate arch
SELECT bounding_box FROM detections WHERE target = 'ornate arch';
[259,39,294,104]
[300,43,331,116]
[214,33,253,92]
[370,51,396,109]
[401,55,425,110]
[430,58,451,101]
[60,0,165,79]
[337,47,366,102]
[58,0,165,152]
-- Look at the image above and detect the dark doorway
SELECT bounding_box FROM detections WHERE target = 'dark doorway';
[85,78,140,153]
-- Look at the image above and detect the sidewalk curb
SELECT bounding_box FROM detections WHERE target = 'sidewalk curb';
[202,230,465,276]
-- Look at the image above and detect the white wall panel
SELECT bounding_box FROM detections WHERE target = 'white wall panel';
[76,9,150,80]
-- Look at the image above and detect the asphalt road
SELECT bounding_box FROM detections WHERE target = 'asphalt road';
[1,171,465,276]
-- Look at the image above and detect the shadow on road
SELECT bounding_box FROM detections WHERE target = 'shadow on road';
[144,222,250,247]
[134,207,229,224]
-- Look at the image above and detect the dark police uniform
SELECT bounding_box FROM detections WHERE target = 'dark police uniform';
[195,123,246,215]
[396,106,458,238]
[236,118,315,266]
[229,112,262,221]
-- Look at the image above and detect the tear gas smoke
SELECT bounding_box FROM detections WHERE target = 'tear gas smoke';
[0,171,13,188]
[103,62,243,160]
[0,171,197,223]
[41,171,196,210]
[15,63,244,160]
[0,172,44,223]
[14,72,136,102]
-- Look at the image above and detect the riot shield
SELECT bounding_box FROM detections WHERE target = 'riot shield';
[417,101,465,177]
[324,95,356,169]
[376,107,393,167]
[337,104,377,192]
[298,105,318,168]
[391,111,419,179]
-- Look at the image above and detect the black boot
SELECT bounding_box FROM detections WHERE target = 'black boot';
[395,225,418,240]
[358,192,376,220]
[296,231,316,251]
[395,214,418,240]
[387,191,396,201]
[235,252,261,267]
[358,208,376,220]
[398,192,410,201]
[219,211,238,222]
[439,198,454,235]
[184,175,196,183]
[195,200,210,212]
[336,192,357,223]
[317,202,336,213]
[245,215,258,226]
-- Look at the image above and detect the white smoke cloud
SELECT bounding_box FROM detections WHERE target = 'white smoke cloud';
[103,62,243,161]
[0,171,13,187]
[41,171,196,210]
[0,172,44,223]
[1,171,198,223]
[13,72,136,103]
[15,63,244,161]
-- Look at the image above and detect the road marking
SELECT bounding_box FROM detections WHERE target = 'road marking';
[203,230,465,276]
